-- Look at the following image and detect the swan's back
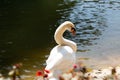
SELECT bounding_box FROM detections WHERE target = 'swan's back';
[45,45,76,72]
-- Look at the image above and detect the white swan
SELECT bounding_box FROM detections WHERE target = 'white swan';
[45,21,77,80]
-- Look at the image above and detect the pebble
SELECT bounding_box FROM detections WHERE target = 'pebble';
[59,66,120,80]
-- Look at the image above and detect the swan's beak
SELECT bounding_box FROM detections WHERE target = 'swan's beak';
[71,28,76,35]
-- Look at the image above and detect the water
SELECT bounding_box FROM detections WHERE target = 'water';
[76,0,120,69]
[0,0,120,79]
[0,0,64,77]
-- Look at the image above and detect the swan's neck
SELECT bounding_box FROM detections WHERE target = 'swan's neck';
[54,25,77,52]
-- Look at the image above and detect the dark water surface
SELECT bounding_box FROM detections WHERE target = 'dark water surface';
[0,0,64,76]
[0,0,120,79]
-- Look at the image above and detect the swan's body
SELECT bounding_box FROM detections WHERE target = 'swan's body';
[45,21,77,80]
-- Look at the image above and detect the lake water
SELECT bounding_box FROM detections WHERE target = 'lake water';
[0,0,120,79]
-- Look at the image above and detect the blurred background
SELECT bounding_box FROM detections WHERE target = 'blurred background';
[0,0,120,79]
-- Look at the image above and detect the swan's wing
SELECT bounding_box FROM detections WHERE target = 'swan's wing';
[45,46,76,71]
[45,46,63,70]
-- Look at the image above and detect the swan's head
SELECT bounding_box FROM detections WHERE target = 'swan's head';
[63,21,76,35]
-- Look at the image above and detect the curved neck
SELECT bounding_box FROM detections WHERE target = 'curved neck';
[54,25,77,52]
